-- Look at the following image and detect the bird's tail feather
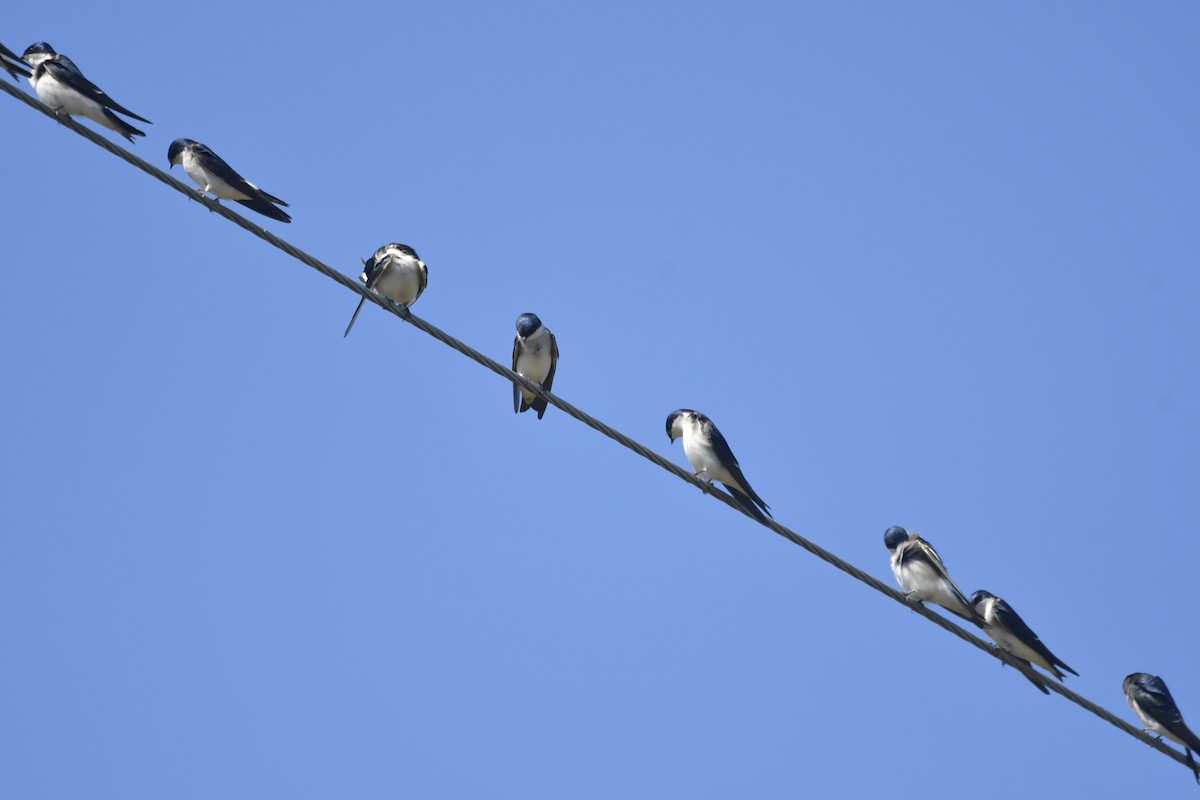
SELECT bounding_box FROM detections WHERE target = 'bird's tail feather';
[234,196,292,223]
[101,108,144,141]
[4,62,30,81]
[725,485,770,523]
[257,190,289,207]
[344,297,367,337]
[1014,659,1051,695]
[744,486,771,518]
[516,393,549,419]
[1185,748,1200,785]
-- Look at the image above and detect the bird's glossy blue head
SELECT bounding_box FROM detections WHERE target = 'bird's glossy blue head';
[166,138,196,167]
[22,42,56,61]
[1125,672,1160,689]
[515,313,542,339]
[968,589,995,608]
[883,525,910,550]
[386,242,419,259]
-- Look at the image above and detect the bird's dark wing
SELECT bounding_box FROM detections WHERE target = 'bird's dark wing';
[993,598,1078,677]
[361,253,385,288]
[512,336,523,413]
[1131,676,1200,751]
[416,259,429,298]
[542,332,560,393]
[530,331,559,420]
[233,196,292,223]
[44,57,151,123]
[906,537,957,585]
[722,484,770,523]
[192,143,253,192]
[251,187,289,207]
[193,144,291,222]
[700,416,771,517]
[906,537,981,623]
[700,416,740,469]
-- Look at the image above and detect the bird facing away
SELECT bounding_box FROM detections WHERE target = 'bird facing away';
[511,313,559,419]
[884,526,983,627]
[665,409,771,522]
[1,41,31,82]
[167,138,290,223]
[343,243,428,336]
[1125,673,1200,785]
[970,589,1078,694]
[22,42,150,142]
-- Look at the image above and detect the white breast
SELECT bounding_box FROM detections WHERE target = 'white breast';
[515,329,553,382]
[373,259,423,306]
[35,71,97,118]
[680,421,735,485]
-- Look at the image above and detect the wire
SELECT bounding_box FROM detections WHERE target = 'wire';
[2,78,1190,775]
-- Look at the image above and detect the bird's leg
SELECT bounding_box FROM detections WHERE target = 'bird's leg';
[199,188,221,211]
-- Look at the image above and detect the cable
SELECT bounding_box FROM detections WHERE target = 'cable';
[2,78,1190,774]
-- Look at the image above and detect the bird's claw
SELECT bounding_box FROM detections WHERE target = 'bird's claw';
[385,299,411,318]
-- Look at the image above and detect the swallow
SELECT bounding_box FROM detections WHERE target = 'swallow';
[22,42,149,141]
[666,409,771,521]
[167,138,290,223]
[970,589,1077,694]
[511,313,559,419]
[1,41,30,81]
[343,243,427,336]
[883,526,983,626]
[1125,672,1200,784]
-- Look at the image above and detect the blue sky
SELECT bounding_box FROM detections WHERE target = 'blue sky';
[3,3,1198,797]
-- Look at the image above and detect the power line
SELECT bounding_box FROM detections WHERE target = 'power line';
[2,78,1189,775]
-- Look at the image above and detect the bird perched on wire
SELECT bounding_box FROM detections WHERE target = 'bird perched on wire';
[167,138,291,223]
[883,526,983,627]
[511,313,559,420]
[1,41,30,82]
[970,589,1077,694]
[343,243,427,336]
[666,409,771,522]
[21,42,150,142]
[1124,673,1200,785]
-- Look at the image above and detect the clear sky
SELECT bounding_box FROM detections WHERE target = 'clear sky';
[3,3,1198,798]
